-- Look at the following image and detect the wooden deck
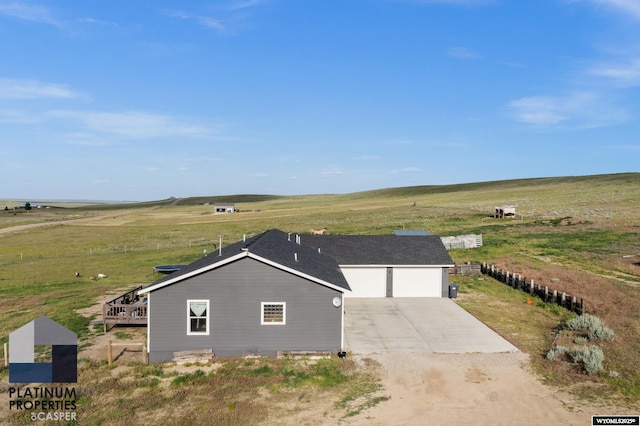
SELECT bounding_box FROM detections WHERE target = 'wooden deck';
[103,286,148,331]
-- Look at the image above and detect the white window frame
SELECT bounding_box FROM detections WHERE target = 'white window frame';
[261,302,286,325]
[187,299,210,335]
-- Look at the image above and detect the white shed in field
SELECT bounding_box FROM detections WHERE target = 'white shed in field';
[213,203,235,214]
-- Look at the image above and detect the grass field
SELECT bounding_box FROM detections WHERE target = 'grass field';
[1,172,639,423]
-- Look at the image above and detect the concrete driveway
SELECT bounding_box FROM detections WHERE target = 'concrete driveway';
[343,298,518,354]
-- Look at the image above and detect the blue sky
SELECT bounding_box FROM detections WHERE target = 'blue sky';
[1,0,639,201]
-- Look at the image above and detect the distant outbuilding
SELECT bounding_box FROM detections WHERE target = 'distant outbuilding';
[495,205,516,218]
[213,203,235,214]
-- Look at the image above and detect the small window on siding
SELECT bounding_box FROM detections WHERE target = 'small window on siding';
[187,299,209,335]
[261,302,286,325]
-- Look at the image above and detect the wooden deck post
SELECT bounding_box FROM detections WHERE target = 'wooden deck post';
[143,345,149,364]
[108,340,113,366]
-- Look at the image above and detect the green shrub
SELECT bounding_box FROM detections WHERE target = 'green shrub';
[588,324,615,341]
[565,314,615,341]
[566,314,600,331]
[547,345,605,375]
[570,346,604,375]
[546,346,569,360]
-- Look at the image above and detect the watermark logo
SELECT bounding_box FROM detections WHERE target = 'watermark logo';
[9,315,77,383]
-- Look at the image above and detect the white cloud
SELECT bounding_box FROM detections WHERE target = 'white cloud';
[391,139,413,145]
[65,139,113,147]
[574,0,640,20]
[0,108,39,123]
[396,0,494,4]
[76,17,118,26]
[616,144,640,151]
[390,167,421,174]
[447,46,480,59]
[354,155,382,160]
[184,156,223,163]
[509,96,568,125]
[230,0,270,10]
[588,58,640,86]
[164,10,225,31]
[0,78,83,100]
[508,91,627,127]
[320,166,348,176]
[46,110,218,139]
[0,1,60,26]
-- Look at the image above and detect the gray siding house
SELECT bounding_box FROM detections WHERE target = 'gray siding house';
[139,229,350,363]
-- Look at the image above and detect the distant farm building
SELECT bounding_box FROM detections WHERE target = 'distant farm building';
[213,203,235,214]
[495,205,516,218]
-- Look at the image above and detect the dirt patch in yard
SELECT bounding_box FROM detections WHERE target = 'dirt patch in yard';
[342,353,620,426]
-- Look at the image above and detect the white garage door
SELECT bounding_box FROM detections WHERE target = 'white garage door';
[392,268,442,297]
[341,267,386,298]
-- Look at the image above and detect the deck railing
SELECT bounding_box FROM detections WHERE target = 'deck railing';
[103,286,148,331]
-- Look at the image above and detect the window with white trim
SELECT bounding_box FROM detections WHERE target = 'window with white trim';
[261,302,286,325]
[187,299,209,335]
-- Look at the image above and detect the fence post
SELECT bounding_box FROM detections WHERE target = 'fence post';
[529,278,535,295]
[3,342,7,367]
[108,340,113,366]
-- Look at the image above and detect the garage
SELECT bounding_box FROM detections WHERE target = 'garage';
[340,266,446,298]
[302,234,454,298]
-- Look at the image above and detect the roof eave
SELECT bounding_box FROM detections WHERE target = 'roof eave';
[138,251,248,295]
[339,263,455,268]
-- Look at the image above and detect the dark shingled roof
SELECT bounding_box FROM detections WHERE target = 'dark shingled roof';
[300,234,454,266]
[144,229,350,292]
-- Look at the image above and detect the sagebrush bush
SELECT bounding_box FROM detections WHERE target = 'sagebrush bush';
[566,314,600,331]
[565,314,615,341]
[570,345,604,375]
[546,346,569,360]
[547,344,605,375]
[588,324,615,341]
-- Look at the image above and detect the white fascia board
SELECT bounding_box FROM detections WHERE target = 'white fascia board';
[339,264,455,268]
[248,253,348,293]
[138,251,248,295]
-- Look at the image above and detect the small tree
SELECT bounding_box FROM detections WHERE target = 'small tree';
[24,202,32,211]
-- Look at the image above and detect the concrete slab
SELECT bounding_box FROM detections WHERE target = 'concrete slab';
[344,298,518,354]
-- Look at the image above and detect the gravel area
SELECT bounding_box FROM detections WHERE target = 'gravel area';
[344,352,604,426]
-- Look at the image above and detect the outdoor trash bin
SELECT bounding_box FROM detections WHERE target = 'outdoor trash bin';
[449,284,459,298]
